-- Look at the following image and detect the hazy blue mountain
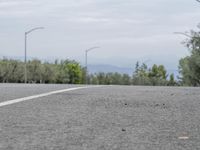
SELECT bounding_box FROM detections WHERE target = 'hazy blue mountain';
[88,64,133,75]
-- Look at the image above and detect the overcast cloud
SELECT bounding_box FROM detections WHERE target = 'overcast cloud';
[0,0,200,72]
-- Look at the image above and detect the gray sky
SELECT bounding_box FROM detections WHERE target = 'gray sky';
[0,0,200,71]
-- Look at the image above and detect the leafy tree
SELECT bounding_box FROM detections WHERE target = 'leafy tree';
[149,64,167,79]
[88,72,131,85]
[132,62,150,85]
[133,62,171,86]
[168,74,176,86]
[88,74,98,84]
[41,62,56,83]
[27,59,42,83]
[96,72,106,85]
[0,59,11,83]
[122,74,131,85]
[67,62,82,84]
[0,59,24,83]
[8,60,24,83]
[110,73,123,85]
[81,67,87,84]
[55,60,70,83]
[178,25,200,86]
[148,64,168,86]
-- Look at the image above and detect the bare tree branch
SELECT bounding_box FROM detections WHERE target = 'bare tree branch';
[196,0,200,3]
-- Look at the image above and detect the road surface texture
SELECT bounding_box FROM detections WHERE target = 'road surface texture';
[0,84,83,103]
[0,84,200,150]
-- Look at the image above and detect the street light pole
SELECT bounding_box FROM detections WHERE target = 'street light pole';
[85,47,100,84]
[24,33,27,84]
[24,27,44,83]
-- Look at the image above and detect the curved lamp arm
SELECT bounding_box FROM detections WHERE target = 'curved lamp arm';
[26,27,44,35]
[86,47,100,52]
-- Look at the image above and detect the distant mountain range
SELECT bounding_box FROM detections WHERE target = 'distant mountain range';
[88,64,133,75]
[88,64,179,80]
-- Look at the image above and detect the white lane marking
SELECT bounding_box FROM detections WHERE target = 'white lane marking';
[178,136,189,140]
[0,86,99,107]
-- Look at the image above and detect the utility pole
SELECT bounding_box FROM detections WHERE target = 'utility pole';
[24,27,44,83]
[85,47,100,84]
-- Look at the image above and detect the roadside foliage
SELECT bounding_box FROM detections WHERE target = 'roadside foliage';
[0,59,82,84]
[0,58,177,85]
[179,24,200,86]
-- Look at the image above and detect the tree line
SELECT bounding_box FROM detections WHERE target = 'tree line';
[87,62,176,86]
[0,58,83,84]
[0,58,177,85]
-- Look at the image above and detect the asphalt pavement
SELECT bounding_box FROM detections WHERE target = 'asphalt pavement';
[0,84,200,150]
[0,84,83,103]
